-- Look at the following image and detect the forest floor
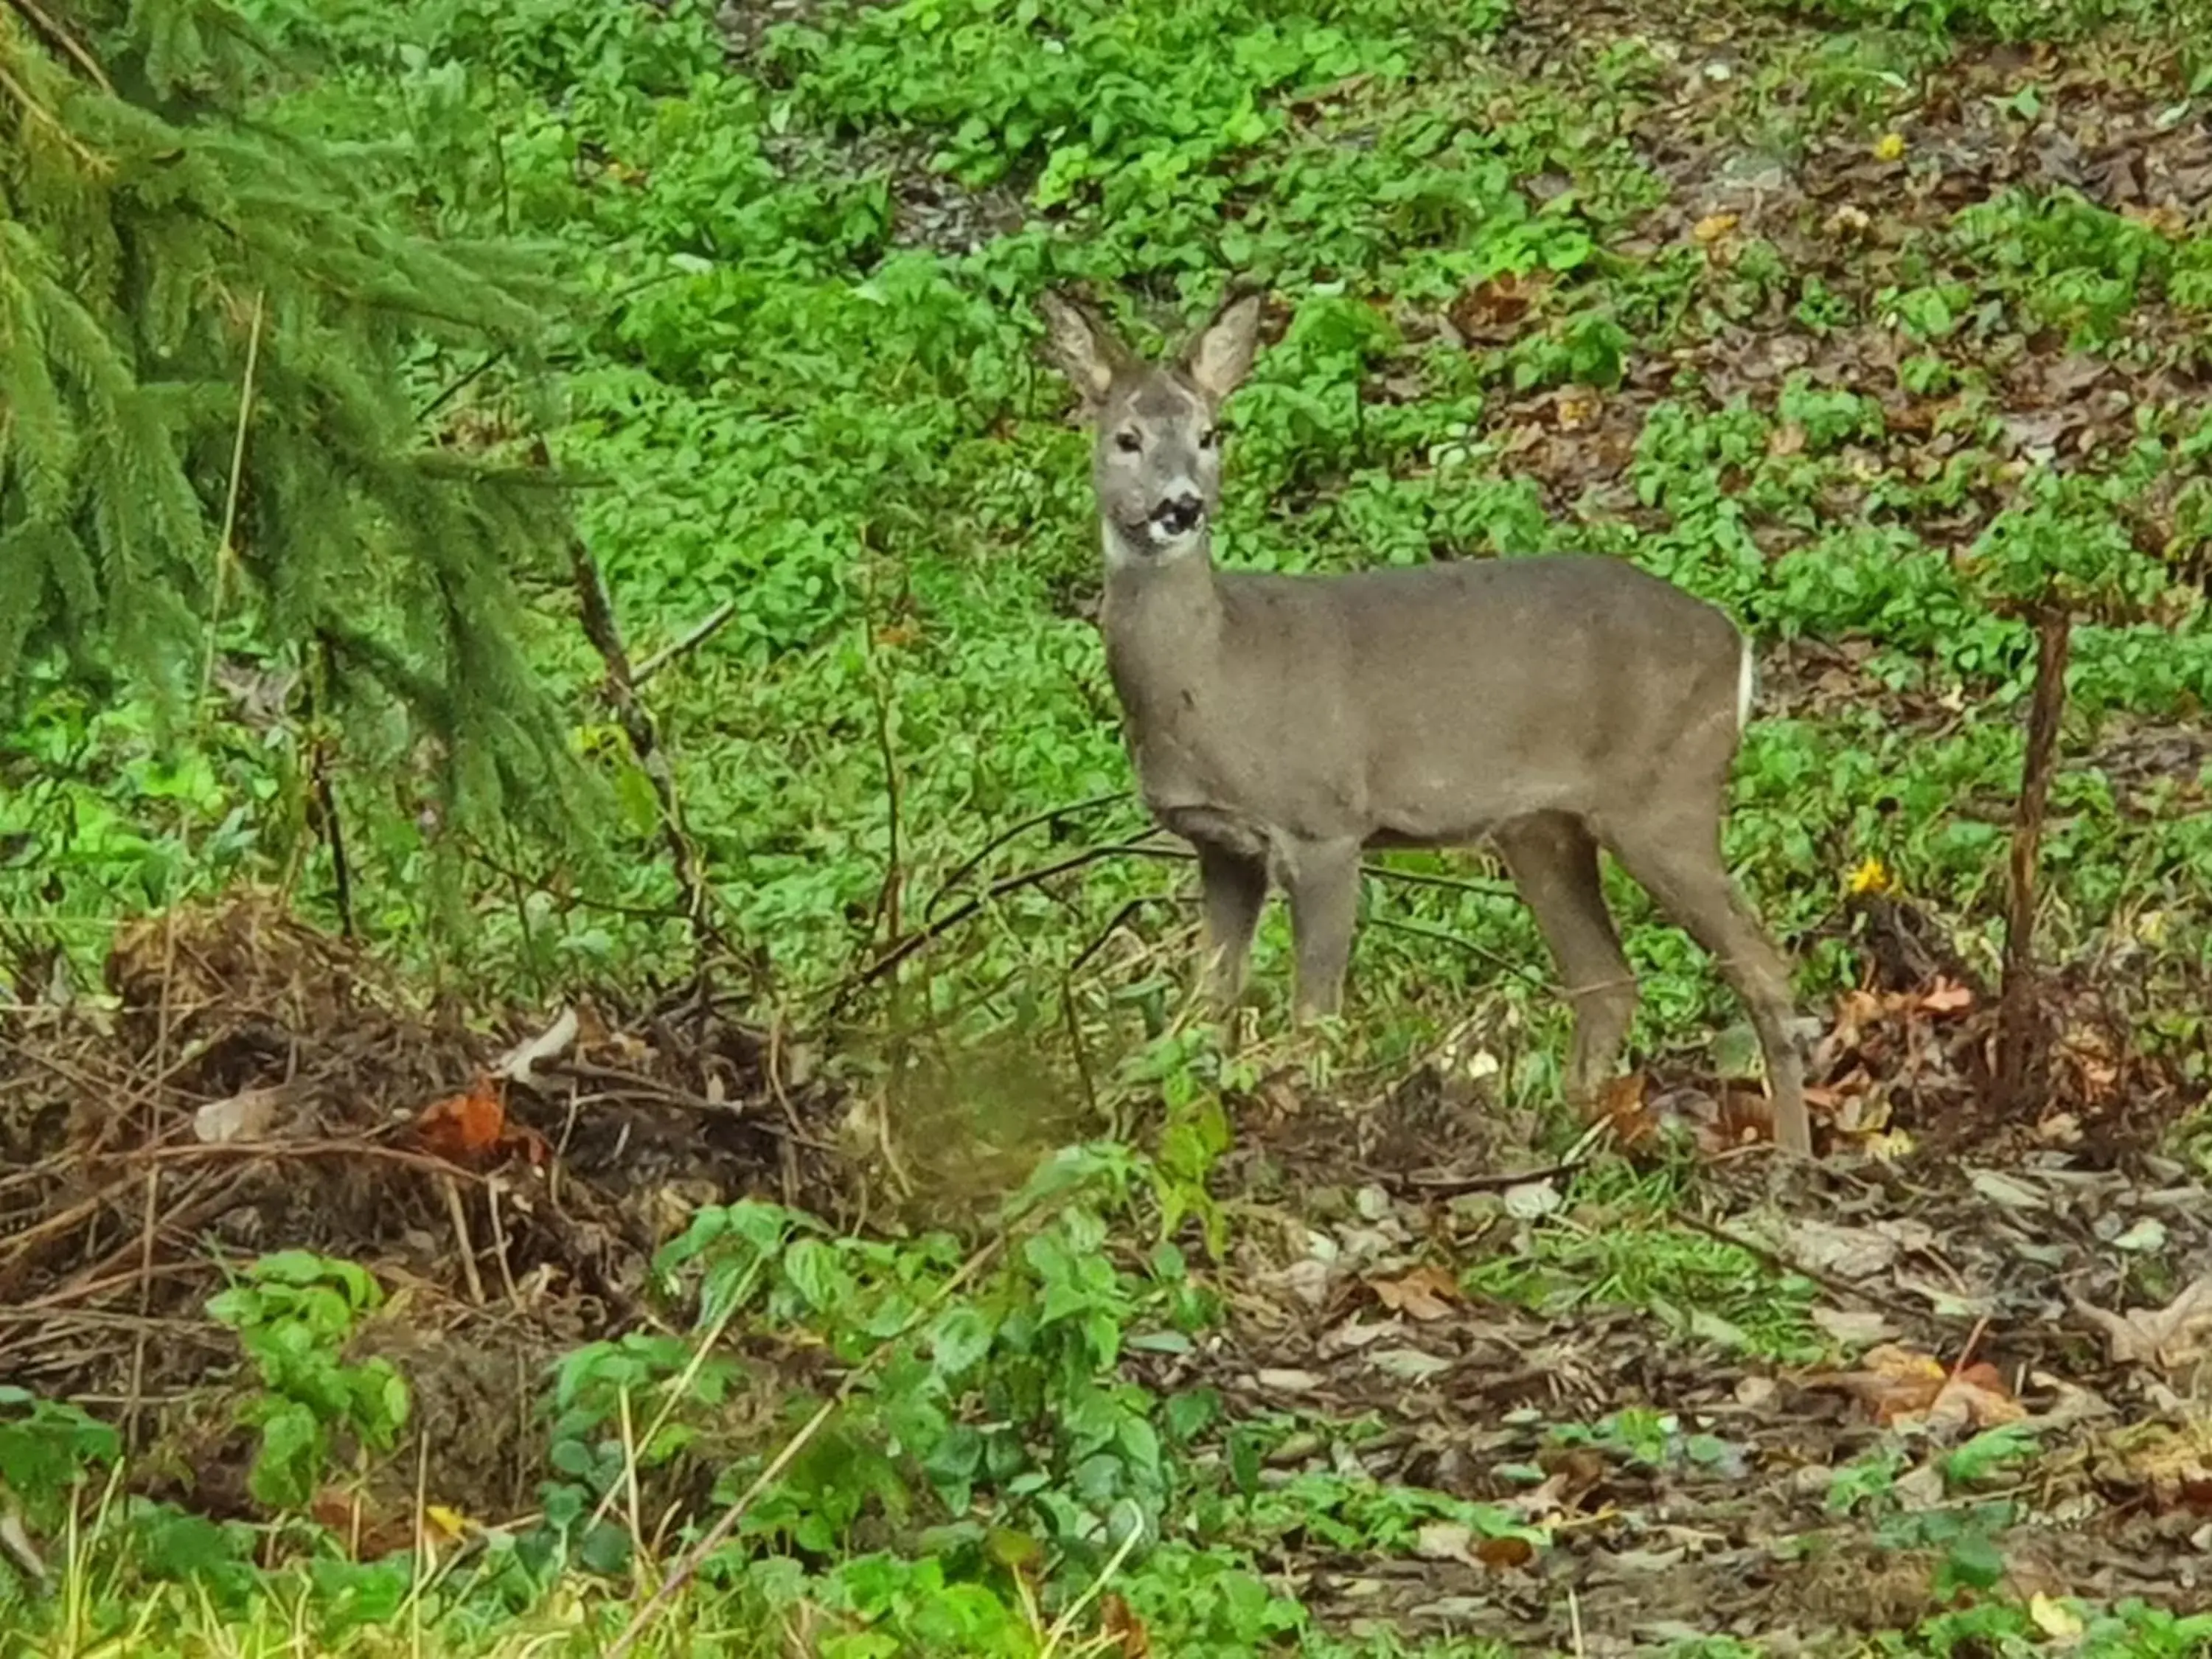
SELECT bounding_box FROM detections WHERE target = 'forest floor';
[9,0,2212,1652]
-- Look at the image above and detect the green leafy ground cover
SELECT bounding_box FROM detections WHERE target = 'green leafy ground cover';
[8,0,2212,1652]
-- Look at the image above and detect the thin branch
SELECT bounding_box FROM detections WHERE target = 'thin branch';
[1995,603,2070,1115]
[828,836,1177,1010]
[306,638,355,938]
[862,616,905,953]
[413,347,509,423]
[534,437,726,964]
[567,529,720,953]
[200,290,265,706]
[1365,914,1548,990]
[0,55,101,167]
[924,790,1134,921]
[1361,859,1519,902]
[632,600,737,687]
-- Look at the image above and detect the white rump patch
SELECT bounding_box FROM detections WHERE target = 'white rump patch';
[1736,633,1757,734]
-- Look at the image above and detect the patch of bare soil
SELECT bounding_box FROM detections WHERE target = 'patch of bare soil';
[0,890,859,1523]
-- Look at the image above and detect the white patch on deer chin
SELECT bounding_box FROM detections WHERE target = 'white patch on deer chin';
[1103,521,1204,568]
[1146,519,1206,559]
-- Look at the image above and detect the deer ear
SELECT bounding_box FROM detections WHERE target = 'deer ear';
[1037,291,1129,412]
[1179,286,1264,405]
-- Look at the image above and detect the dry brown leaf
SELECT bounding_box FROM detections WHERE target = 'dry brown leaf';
[1834,1343,1945,1422]
[1921,1363,2025,1433]
[1555,389,1601,431]
[1826,1343,2023,1430]
[2072,1275,2212,1374]
[1503,1468,1576,1520]
[1415,1521,1477,1562]
[192,1085,288,1145]
[1101,1592,1151,1658]
[1918,978,1975,1015]
[1714,1085,1776,1147]
[1783,1216,1931,1279]
[1811,1305,1900,1347]
[1692,212,1739,243]
[1369,1263,1461,1322]
[1474,1534,1537,1570]
[1593,1071,1654,1145]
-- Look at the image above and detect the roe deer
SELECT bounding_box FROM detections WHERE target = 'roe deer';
[1036,283,1812,1157]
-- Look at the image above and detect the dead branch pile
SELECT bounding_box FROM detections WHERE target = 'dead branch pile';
[0,891,855,1516]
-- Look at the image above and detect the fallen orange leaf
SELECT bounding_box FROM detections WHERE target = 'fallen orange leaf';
[1828,1343,2023,1430]
[416,1074,506,1161]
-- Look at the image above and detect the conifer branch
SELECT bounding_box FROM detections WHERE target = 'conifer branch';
[0,55,100,167]
[4,0,112,94]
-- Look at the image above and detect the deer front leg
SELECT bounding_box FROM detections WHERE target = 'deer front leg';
[1194,841,1268,1004]
[1282,838,1362,1021]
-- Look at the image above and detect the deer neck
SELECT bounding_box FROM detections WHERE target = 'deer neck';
[1101,519,1223,669]
[1098,520,1229,786]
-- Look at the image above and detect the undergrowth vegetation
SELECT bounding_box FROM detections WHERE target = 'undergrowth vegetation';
[6,0,2212,1650]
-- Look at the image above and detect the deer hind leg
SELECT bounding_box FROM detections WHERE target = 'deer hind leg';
[1495,812,1639,1107]
[1194,841,1269,1004]
[1601,801,1811,1156]
[1281,837,1363,1020]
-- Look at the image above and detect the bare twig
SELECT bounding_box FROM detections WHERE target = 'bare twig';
[414,347,508,423]
[862,616,906,953]
[1366,914,1548,990]
[0,56,101,166]
[560,518,722,959]
[925,791,1134,920]
[631,600,738,687]
[1672,1208,1960,1330]
[441,1175,486,1305]
[827,836,1175,1010]
[200,290,266,709]
[116,1138,491,1182]
[1996,605,2071,1115]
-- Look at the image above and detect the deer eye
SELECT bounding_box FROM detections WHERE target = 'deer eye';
[1114,431,1142,454]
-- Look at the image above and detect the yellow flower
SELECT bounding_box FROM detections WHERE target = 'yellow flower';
[1846,855,1894,896]
[1874,131,1907,161]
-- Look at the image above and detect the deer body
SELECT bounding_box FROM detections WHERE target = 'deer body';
[1042,287,1812,1156]
[1105,551,1747,855]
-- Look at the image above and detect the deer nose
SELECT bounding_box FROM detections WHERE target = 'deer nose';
[1154,494,1203,535]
